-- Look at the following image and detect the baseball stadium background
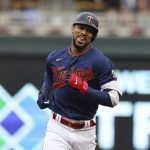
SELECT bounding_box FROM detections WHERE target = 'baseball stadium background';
[0,1,150,150]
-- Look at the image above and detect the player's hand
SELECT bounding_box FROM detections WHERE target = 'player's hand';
[37,88,49,109]
[67,73,88,93]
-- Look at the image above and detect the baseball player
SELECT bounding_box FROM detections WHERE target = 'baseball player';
[37,12,122,150]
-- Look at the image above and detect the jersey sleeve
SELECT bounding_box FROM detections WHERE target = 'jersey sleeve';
[95,55,122,95]
[40,50,57,92]
[96,56,117,86]
[41,71,53,92]
[85,55,120,107]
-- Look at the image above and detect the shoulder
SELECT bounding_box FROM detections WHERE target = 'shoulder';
[91,48,113,65]
[46,48,67,62]
[90,48,114,74]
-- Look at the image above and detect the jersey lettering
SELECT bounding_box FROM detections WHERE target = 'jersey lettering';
[52,67,65,82]
[51,66,96,89]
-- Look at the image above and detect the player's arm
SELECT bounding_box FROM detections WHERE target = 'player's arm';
[37,70,53,109]
[37,52,55,109]
[86,56,122,107]
[86,80,121,107]
[67,73,121,107]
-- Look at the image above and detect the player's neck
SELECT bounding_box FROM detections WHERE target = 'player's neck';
[70,45,91,56]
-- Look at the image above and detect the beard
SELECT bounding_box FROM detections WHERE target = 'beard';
[72,38,91,52]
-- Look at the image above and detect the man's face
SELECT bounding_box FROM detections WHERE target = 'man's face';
[71,24,94,51]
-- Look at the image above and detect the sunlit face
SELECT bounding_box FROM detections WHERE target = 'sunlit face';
[71,24,94,51]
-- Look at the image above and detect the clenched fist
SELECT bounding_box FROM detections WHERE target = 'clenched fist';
[37,88,50,109]
[67,73,88,93]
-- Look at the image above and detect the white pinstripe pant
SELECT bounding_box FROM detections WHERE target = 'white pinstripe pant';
[42,114,97,150]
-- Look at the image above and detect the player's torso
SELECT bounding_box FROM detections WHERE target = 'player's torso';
[50,49,99,90]
[47,47,106,120]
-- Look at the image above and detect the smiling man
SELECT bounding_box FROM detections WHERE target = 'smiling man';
[37,12,122,150]
[71,13,98,53]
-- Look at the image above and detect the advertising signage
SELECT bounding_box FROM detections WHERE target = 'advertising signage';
[0,57,150,150]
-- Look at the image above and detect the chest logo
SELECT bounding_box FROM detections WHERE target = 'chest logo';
[56,58,63,61]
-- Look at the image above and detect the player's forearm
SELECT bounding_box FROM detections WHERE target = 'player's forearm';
[41,72,53,92]
[67,73,120,107]
[86,87,113,107]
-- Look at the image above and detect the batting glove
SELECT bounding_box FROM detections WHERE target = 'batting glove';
[37,88,49,109]
[68,73,88,93]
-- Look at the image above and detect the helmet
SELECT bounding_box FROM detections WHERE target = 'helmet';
[73,12,99,35]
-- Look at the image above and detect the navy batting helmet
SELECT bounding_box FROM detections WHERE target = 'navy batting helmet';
[73,12,99,34]
[73,12,99,42]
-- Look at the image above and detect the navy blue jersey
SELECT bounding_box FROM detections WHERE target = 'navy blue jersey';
[44,47,116,120]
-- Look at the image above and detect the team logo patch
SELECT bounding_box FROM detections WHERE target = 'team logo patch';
[87,16,94,24]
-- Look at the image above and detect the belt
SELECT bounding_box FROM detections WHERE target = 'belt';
[52,113,96,129]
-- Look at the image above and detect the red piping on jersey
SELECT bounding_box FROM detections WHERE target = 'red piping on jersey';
[68,45,92,57]
[53,81,66,89]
